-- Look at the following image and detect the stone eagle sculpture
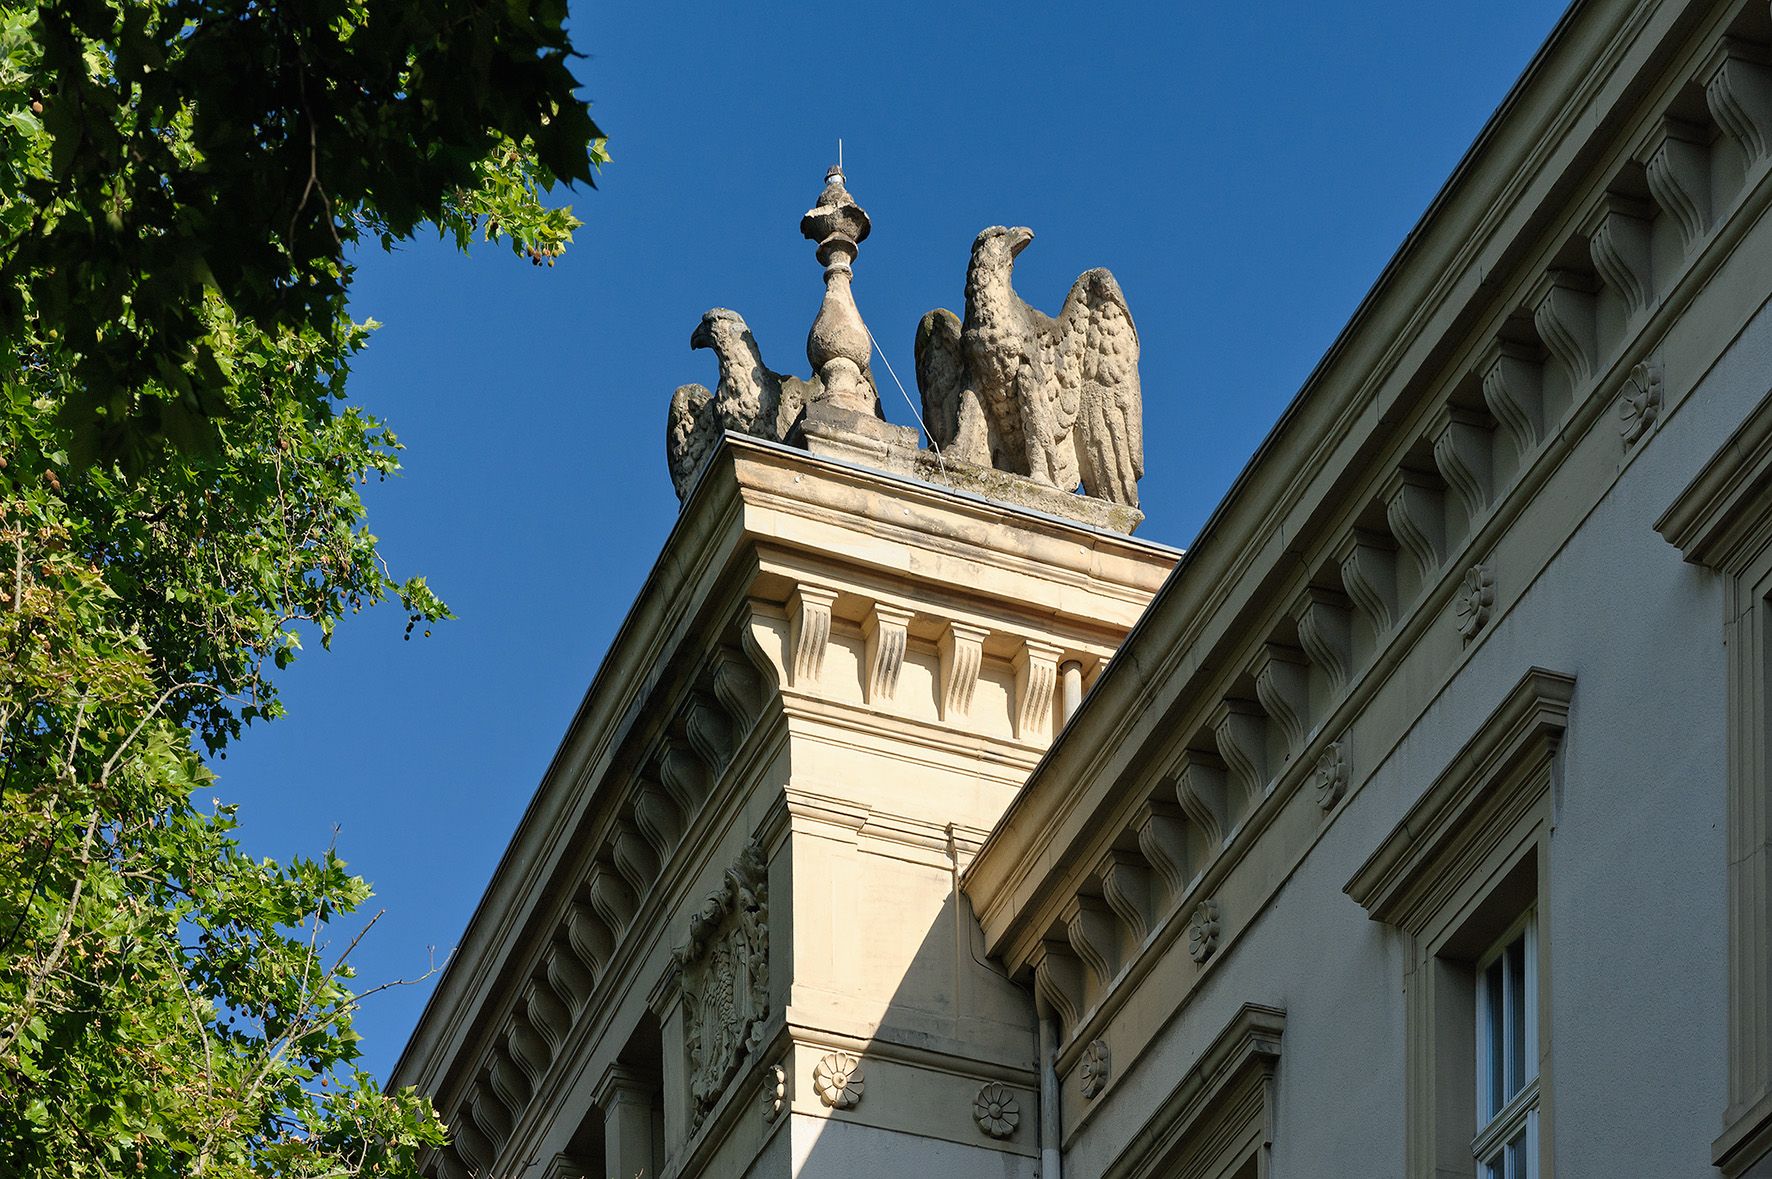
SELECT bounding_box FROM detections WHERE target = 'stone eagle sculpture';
[915,226,1144,506]
[665,308,813,498]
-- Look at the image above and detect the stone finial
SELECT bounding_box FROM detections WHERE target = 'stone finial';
[800,166,878,417]
[791,166,920,468]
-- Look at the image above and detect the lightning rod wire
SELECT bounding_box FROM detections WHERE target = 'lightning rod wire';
[864,324,945,479]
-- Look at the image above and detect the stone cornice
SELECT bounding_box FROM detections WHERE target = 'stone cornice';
[391,448,751,1095]
[964,0,1746,960]
[962,8,1772,1118]
[1656,384,1772,568]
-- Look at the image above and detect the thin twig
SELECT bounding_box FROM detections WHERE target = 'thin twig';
[0,806,102,1058]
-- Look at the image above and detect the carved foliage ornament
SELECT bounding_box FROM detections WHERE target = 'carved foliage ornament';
[762,1063,787,1123]
[1313,740,1349,811]
[1618,359,1663,445]
[1079,1038,1111,1099]
[813,1052,864,1109]
[1187,899,1222,964]
[973,1082,1020,1139]
[1455,564,1496,642]
[675,841,770,1122]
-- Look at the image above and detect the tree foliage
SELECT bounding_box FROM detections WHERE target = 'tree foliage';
[0,0,605,1173]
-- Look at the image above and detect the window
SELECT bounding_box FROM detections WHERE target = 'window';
[1474,916,1538,1179]
[1345,667,1569,1179]
[1103,1003,1283,1179]
[1658,388,1772,1176]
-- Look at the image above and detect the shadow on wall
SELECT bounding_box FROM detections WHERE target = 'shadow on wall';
[785,853,1040,1179]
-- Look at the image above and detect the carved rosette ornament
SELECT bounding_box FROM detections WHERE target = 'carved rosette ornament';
[1188,899,1222,964]
[1454,564,1496,642]
[762,1063,787,1123]
[1079,1038,1111,1098]
[812,1052,864,1109]
[973,1082,1020,1139]
[1618,359,1663,445]
[1313,741,1349,811]
[675,842,770,1125]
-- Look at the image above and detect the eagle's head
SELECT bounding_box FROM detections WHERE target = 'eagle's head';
[972,225,1034,269]
[691,307,754,358]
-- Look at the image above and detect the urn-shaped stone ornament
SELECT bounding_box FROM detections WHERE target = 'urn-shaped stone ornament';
[801,168,878,417]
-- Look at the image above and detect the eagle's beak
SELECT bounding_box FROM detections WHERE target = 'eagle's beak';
[1009,227,1034,256]
[691,320,714,350]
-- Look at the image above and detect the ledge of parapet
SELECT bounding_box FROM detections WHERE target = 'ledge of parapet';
[915,451,1145,534]
[788,416,1146,534]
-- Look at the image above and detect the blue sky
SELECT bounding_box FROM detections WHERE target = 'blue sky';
[218,0,1572,1081]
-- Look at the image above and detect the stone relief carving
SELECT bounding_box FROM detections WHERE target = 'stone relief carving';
[674,841,770,1123]
[662,166,1145,518]
[812,1052,864,1109]
[1454,563,1495,642]
[973,1082,1020,1139]
[1188,899,1222,964]
[916,227,1144,506]
[1079,1038,1111,1099]
[1618,359,1662,445]
[1313,740,1349,811]
[762,1063,787,1123]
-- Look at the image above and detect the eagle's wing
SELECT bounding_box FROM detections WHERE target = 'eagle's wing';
[916,308,990,466]
[773,373,813,440]
[1056,268,1142,505]
[667,383,717,500]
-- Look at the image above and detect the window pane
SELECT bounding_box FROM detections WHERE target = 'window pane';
[1507,936,1526,1098]
[1485,957,1505,1117]
[1506,1128,1528,1179]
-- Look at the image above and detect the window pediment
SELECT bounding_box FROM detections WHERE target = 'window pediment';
[1657,385,1772,572]
[1345,668,1573,931]
[1103,1003,1284,1179]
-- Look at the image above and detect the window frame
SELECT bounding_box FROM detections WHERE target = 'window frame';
[1473,913,1539,1179]
[1345,667,1570,1179]
[1657,385,1772,1175]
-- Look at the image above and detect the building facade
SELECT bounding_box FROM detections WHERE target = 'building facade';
[393,0,1772,1174]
